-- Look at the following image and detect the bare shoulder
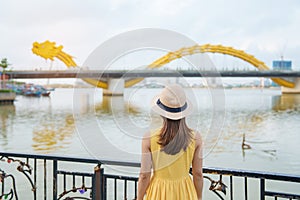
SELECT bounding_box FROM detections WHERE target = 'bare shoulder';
[193,131,203,147]
[143,131,151,139]
[142,131,151,149]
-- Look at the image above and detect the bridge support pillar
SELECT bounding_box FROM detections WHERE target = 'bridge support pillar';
[103,79,124,96]
[282,78,300,94]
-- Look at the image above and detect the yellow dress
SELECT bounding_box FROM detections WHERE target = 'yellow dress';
[145,130,198,200]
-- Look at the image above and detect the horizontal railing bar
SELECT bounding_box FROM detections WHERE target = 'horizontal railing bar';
[203,167,300,183]
[2,152,300,183]
[0,152,99,164]
[56,170,94,177]
[264,191,300,199]
[104,174,138,181]
[0,152,140,167]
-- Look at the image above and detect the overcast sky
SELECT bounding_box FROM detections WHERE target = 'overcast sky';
[1,0,300,71]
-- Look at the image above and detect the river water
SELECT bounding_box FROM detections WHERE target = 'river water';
[1,87,300,176]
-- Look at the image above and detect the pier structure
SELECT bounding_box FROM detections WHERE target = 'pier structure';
[0,91,16,104]
[104,78,125,96]
[281,78,300,93]
[0,75,16,104]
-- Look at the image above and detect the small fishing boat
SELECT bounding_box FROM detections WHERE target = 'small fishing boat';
[35,85,53,97]
[7,83,54,97]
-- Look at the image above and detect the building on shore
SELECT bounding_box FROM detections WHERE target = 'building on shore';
[271,59,292,87]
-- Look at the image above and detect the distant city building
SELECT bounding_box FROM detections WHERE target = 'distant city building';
[272,60,292,71]
[272,59,292,87]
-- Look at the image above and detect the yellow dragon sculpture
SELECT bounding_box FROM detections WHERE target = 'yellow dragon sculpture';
[32,40,76,67]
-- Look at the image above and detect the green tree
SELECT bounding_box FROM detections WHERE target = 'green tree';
[0,58,9,70]
[0,58,11,89]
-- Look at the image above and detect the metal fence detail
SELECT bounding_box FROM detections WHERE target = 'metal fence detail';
[1,152,300,200]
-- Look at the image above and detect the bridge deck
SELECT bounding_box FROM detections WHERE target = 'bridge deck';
[6,70,300,79]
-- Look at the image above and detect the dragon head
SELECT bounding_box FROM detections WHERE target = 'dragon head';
[32,40,63,60]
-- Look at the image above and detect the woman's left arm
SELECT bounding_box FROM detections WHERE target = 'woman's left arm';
[137,133,152,200]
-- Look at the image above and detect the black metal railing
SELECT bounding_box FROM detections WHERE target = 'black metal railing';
[202,168,300,200]
[1,151,300,200]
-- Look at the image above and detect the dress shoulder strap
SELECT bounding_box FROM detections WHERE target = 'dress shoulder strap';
[150,129,161,152]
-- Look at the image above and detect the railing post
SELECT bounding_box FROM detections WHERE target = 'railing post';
[260,178,265,200]
[94,164,104,200]
[53,160,57,200]
[1,175,4,194]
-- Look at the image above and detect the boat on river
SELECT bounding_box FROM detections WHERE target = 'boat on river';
[6,83,54,97]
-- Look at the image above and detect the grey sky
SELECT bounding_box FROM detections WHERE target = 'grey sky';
[0,0,300,71]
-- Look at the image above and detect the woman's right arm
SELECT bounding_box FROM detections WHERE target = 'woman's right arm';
[192,132,203,200]
[137,133,152,200]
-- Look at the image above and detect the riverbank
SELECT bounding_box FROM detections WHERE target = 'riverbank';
[43,83,93,88]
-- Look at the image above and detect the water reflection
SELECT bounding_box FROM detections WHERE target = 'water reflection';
[242,139,277,160]
[95,96,153,140]
[272,94,300,111]
[32,114,75,153]
[0,105,16,141]
[94,96,140,115]
[209,106,279,161]
[3,88,300,174]
[242,112,278,159]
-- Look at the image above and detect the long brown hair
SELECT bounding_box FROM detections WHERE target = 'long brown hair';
[157,117,193,155]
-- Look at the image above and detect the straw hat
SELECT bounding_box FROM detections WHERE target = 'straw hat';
[151,84,193,120]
